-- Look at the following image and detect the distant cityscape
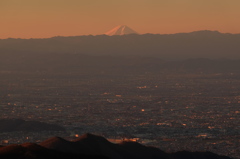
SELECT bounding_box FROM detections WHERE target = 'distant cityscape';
[0,66,239,158]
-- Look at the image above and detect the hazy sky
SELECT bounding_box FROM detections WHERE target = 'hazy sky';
[1,0,240,38]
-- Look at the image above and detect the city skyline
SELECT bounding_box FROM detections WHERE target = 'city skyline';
[1,0,240,38]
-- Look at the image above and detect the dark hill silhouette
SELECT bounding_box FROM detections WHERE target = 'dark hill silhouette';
[39,137,72,149]
[41,133,123,159]
[39,136,86,155]
[171,151,231,159]
[1,31,240,60]
[0,143,107,159]
[0,119,65,132]
[36,133,232,159]
[119,141,169,159]
[73,133,110,143]
[74,133,126,159]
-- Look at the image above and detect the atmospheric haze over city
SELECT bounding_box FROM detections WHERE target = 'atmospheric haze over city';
[0,1,240,159]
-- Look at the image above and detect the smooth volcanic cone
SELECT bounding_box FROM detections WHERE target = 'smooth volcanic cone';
[105,25,138,36]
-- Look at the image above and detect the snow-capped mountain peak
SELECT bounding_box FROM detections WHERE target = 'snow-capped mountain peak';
[105,25,138,36]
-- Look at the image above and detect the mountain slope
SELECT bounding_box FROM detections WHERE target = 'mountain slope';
[0,143,107,159]
[37,133,232,159]
[1,31,240,59]
[105,25,138,36]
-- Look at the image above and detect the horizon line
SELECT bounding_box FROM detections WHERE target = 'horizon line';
[1,30,239,40]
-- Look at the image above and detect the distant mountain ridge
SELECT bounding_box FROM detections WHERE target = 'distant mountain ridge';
[1,31,240,60]
[0,133,232,159]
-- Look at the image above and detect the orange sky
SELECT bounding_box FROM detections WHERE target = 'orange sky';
[1,0,240,38]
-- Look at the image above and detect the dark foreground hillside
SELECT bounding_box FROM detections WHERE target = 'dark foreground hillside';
[0,133,232,159]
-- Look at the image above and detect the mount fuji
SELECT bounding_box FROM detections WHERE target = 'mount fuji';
[105,25,138,36]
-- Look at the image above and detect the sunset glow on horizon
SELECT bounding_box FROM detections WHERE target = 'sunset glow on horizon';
[1,0,240,39]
